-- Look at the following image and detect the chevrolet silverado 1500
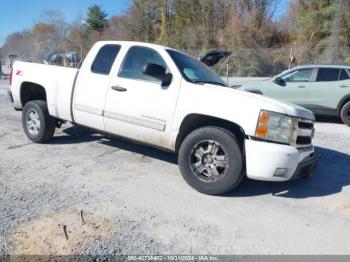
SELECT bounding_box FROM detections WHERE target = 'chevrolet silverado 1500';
[8,41,317,195]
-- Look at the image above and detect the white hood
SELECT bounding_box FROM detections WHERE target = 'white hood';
[234,89,315,120]
[209,85,316,121]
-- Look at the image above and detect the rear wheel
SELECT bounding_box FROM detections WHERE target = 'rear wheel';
[340,101,350,126]
[178,127,243,195]
[22,100,55,143]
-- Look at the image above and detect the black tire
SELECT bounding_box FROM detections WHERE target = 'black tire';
[178,127,243,195]
[340,101,350,126]
[22,100,55,143]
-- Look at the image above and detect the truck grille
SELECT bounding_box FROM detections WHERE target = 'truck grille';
[294,118,314,148]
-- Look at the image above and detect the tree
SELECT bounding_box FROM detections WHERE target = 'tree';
[156,0,228,51]
[2,0,349,76]
[64,19,91,58]
[287,0,350,63]
[222,0,283,48]
[100,16,130,40]
[1,31,35,61]
[85,5,109,32]
[31,23,62,60]
[122,0,162,42]
[1,10,67,61]
[157,0,171,44]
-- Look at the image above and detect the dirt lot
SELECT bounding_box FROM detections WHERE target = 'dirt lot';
[0,78,350,255]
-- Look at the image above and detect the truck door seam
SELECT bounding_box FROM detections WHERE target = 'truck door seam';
[104,111,166,131]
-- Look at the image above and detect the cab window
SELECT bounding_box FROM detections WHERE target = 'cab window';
[91,45,121,75]
[282,69,313,82]
[118,46,167,82]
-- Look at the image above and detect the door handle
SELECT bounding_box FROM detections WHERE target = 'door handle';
[111,86,127,92]
[340,85,349,88]
[298,85,306,88]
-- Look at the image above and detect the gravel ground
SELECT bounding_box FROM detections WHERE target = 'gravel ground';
[0,78,350,255]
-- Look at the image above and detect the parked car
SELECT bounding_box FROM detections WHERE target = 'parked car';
[44,52,81,68]
[8,41,316,195]
[236,65,350,125]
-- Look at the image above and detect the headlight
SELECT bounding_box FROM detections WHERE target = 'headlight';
[255,110,295,144]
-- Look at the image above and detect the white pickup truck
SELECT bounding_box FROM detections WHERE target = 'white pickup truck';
[8,41,317,195]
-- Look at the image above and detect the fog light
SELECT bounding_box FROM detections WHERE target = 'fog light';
[274,168,288,177]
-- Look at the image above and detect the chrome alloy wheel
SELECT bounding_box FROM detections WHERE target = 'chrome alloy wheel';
[189,140,229,182]
[26,109,41,136]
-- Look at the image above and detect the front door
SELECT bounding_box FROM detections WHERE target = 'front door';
[103,45,181,148]
[73,44,121,130]
[266,68,315,107]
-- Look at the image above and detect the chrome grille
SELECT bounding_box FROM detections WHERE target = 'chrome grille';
[294,118,314,148]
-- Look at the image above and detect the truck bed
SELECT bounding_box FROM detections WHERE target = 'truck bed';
[11,62,79,122]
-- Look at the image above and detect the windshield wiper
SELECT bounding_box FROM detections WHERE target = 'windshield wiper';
[205,80,227,87]
[192,80,226,87]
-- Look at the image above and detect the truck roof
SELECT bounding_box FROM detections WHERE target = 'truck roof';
[95,41,174,51]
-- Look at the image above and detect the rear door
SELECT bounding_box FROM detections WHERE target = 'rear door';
[308,68,349,110]
[103,45,181,148]
[72,44,121,130]
[266,68,315,106]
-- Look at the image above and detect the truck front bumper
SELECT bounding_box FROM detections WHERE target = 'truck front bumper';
[244,139,317,182]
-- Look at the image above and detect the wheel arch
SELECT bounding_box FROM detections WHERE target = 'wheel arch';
[20,82,47,107]
[337,94,350,116]
[175,113,247,153]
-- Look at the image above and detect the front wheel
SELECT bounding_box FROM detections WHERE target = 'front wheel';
[178,127,243,195]
[22,100,55,143]
[340,101,350,126]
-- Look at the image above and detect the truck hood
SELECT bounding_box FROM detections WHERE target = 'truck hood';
[209,84,315,121]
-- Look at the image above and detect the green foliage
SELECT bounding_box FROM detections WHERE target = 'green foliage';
[122,0,162,42]
[290,0,350,63]
[296,1,337,45]
[85,5,108,32]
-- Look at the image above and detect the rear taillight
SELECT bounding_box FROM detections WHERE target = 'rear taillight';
[9,69,13,87]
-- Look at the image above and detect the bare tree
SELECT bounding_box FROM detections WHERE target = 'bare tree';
[1,31,35,61]
[64,19,91,58]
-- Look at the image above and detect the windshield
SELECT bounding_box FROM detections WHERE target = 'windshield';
[167,49,227,87]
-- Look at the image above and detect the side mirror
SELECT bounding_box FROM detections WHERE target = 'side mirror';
[273,77,286,86]
[142,63,172,86]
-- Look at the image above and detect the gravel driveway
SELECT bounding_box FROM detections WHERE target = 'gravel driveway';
[0,79,350,255]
